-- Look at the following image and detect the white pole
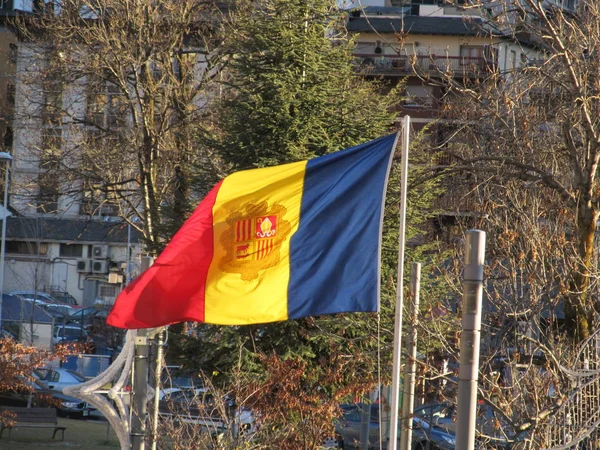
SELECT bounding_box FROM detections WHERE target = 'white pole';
[151,330,165,450]
[126,223,131,283]
[0,153,12,332]
[456,230,486,450]
[399,262,421,450]
[388,115,410,450]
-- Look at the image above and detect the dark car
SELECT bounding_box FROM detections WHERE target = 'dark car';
[334,403,456,450]
[413,402,514,450]
[67,306,109,328]
[334,402,511,450]
[0,379,93,419]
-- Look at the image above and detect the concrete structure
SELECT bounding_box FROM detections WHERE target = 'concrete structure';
[1,293,53,349]
[3,217,142,306]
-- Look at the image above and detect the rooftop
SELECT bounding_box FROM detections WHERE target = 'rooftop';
[5,217,141,244]
[346,15,492,37]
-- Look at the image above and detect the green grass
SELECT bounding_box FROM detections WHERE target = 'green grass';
[0,418,121,450]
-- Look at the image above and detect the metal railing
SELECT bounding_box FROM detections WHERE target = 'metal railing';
[354,53,498,78]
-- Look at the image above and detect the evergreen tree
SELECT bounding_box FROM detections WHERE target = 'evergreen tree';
[199,0,398,173]
[171,1,445,447]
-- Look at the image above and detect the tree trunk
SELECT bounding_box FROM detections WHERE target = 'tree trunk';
[566,200,598,341]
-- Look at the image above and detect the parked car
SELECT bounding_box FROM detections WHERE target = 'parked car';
[159,365,201,399]
[39,302,75,319]
[0,379,92,419]
[34,367,87,392]
[67,306,109,328]
[49,291,79,307]
[52,324,87,345]
[1,329,15,340]
[9,290,79,308]
[333,402,510,450]
[10,290,57,304]
[158,388,254,436]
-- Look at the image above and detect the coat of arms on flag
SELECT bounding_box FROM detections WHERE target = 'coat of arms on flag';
[219,202,292,281]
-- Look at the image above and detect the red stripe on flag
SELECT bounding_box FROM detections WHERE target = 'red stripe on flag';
[106,181,223,328]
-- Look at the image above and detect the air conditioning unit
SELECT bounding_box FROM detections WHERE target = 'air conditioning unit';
[92,260,109,274]
[92,245,108,259]
[76,259,92,273]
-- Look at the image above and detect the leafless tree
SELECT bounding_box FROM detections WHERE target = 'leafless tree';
[11,0,227,255]
[409,1,600,447]
[423,0,600,340]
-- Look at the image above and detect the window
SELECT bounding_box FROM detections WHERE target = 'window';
[86,80,126,129]
[0,0,13,12]
[6,82,15,106]
[59,243,83,258]
[8,44,17,65]
[6,241,39,255]
[80,182,119,217]
[40,128,62,170]
[460,46,483,66]
[42,83,63,125]
[404,85,434,108]
[3,127,13,149]
[98,284,118,302]
[510,50,517,70]
[36,171,59,213]
[37,128,61,214]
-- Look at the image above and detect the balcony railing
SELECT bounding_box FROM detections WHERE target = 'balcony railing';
[354,53,498,78]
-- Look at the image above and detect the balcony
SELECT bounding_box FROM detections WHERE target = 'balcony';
[354,53,497,79]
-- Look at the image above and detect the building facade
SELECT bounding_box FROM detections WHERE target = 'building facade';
[0,1,144,307]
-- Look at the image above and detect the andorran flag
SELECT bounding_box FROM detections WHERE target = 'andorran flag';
[107,134,399,329]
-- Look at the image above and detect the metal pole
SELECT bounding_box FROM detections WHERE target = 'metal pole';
[131,329,149,450]
[456,230,486,450]
[152,331,165,450]
[126,223,131,284]
[399,262,421,450]
[131,256,154,450]
[0,153,12,333]
[359,399,370,450]
[388,115,410,450]
[151,330,165,450]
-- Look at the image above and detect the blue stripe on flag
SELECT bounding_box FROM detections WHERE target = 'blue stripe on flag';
[287,134,397,319]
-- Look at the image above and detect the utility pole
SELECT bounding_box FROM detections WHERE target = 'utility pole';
[400,262,421,450]
[456,230,486,450]
[131,256,154,450]
[388,115,410,450]
[131,329,149,450]
[151,330,165,450]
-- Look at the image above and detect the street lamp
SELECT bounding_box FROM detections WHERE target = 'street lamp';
[0,152,13,334]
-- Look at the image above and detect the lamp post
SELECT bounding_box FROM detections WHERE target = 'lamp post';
[0,152,13,333]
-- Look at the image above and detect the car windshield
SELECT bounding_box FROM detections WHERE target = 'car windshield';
[63,328,84,337]
[51,292,77,306]
[69,307,105,319]
[66,370,86,382]
[55,326,86,337]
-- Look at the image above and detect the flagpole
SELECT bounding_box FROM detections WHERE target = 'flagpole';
[388,115,410,450]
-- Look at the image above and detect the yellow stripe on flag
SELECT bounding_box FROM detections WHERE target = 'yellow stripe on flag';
[204,160,307,324]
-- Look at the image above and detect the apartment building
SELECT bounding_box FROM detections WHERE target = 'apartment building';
[346,1,548,127]
[0,1,143,307]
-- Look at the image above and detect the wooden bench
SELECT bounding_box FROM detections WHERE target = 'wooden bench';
[0,406,67,440]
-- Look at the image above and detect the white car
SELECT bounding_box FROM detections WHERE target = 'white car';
[52,324,88,345]
[158,388,255,436]
[34,367,87,392]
